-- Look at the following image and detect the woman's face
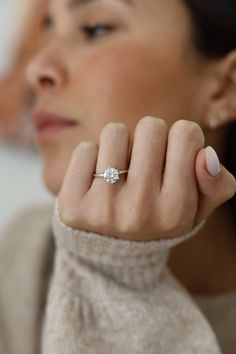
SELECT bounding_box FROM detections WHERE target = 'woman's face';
[27,0,217,195]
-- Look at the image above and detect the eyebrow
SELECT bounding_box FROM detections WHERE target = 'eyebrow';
[68,0,133,10]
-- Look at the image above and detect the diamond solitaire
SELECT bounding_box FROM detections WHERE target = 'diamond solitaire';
[93,167,129,184]
[104,167,120,184]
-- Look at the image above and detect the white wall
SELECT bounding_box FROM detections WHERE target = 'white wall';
[0,143,53,228]
[0,0,39,78]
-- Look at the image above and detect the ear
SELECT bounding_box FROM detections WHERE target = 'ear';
[203,50,236,130]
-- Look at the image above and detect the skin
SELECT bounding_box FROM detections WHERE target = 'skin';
[26,0,236,294]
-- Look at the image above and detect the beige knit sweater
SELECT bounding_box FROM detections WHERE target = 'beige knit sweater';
[0,204,223,354]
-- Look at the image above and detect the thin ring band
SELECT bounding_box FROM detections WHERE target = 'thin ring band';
[93,167,129,184]
[93,170,129,177]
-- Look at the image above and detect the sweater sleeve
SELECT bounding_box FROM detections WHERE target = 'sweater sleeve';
[42,204,221,354]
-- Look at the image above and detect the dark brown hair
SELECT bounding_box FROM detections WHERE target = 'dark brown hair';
[184,0,236,215]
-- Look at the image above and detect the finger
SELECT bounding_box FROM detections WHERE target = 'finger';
[160,120,205,223]
[60,141,98,202]
[94,122,130,187]
[127,116,168,193]
[195,146,236,222]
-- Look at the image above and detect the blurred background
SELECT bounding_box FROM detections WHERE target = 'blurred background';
[0,0,52,229]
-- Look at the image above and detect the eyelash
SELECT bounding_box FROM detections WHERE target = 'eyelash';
[41,16,116,40]
[81,24,115,39]
[42,15,53,31]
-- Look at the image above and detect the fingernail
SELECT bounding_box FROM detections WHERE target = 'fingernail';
[205,146,221,177]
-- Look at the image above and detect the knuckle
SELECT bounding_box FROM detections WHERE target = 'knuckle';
[102,122,128,137]
[171,120,205,146]
[138,116,168,131]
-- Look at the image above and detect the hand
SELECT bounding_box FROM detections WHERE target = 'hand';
[58,117,236,241]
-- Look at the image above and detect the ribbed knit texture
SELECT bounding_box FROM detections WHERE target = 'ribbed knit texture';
[0,204,222,354]
[41,205,220,354]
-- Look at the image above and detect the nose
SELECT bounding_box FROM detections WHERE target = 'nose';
[26,45,67,93]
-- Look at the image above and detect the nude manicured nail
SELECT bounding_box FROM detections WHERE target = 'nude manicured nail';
[205,146,221,177]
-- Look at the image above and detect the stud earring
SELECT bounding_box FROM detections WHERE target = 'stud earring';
[219,110,228,121]
[209,116,219,129]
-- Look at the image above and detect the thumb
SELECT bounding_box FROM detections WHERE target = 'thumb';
[195,146,236,222]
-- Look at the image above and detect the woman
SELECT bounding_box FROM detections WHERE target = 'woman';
[0,0,236,353]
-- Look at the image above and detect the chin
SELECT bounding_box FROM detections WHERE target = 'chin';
[43,169,63,196]
[39,141,75,195]
[42,156,67,196]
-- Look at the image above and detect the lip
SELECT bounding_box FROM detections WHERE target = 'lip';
[32,109,77,143]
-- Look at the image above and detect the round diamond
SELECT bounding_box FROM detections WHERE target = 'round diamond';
[103,167,119,184]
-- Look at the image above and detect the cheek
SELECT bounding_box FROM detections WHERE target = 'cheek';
[71,41,198,129]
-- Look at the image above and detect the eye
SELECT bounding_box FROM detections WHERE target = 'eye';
[42,14,53,31]
[82,24,115,40]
